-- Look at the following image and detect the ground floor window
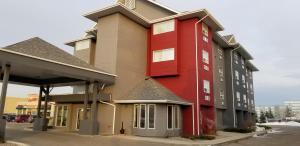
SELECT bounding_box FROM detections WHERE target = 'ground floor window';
[167,105,180,130]
[76,108,91,130]
[133,104,156,129]
[55,105,68,127]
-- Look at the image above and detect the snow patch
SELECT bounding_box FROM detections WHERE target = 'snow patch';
[261,121,300,127]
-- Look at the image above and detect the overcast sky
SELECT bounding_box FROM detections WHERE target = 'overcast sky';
[0,0,300,106]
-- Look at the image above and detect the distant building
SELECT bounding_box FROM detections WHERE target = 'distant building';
[284,101,300,119]
[4,97,27,114]
[255,105,288,120]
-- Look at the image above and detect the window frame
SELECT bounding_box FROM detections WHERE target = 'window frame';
[139,104,146,129]
[147,104,156,129]
[153,19,175,35]
[174,105,180,129]
[153,48,175,63]
[55,105,69,127]
[133,104,139,128]
[203,80,210,94]
[202,50,209,64]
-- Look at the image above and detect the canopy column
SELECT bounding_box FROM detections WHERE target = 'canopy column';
[33,86,50,131]
[83,82,90,120]
[79,82,99,135]
[0,65,10,143]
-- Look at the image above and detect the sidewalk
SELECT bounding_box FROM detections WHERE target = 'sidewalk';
[114,131,255,146]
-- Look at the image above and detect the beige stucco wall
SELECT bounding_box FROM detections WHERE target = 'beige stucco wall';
[94,13,148,135]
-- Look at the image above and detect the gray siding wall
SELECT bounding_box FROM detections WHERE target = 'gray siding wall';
[213,42,227,109]
[246,67,255,113]
[223,49,235,128]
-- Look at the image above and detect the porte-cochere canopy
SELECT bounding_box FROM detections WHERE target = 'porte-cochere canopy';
[0,37,116,87]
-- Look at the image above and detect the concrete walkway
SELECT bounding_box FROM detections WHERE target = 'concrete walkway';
[2,123,255,146]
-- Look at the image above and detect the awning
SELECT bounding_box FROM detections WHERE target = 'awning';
[114,78,191,106]
[0,37,116,87]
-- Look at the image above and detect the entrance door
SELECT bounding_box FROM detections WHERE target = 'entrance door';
[76,108,91,130]
[55,105,68,127]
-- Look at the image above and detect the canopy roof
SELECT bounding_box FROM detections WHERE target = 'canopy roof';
[114,78,191,105]
[0,37,115,87]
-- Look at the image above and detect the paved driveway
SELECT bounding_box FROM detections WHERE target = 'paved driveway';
[221,125,300,146]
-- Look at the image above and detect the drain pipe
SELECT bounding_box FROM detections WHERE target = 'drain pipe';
[99,100,116,135]
[194,14,209,136]
[230,44,241,128]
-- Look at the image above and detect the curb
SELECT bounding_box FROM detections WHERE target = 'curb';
[211,134,254,146]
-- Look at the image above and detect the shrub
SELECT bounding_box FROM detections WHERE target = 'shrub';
[224,128,254,133]
[257,125,272,130]
[182,135,216,140]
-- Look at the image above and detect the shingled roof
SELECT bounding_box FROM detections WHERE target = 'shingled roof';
[114,78,191,105]
[2,37,111,75]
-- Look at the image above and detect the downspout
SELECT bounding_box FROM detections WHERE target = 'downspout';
[230,45,240,128]
[99,100,116,135]
[194,14,209,136]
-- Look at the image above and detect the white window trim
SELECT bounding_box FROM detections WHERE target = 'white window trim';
[55,105,69,127]
[133,104,139,128]
[139,104,146,129]
[147,104,156,129]
[153,19,175,35]
[153,48,175,63]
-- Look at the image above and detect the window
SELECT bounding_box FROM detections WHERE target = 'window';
[55,105,68,127]
[133,104,139,128]
[75,39,90,51]
[220,90,225,100]
[202,50,209,64]
[139,104,146,129]
[167,105,180,130]
[234,52,239,64]
[241,57,245,69]
[235,70,239,80]
[148,104,156,129]
[204,65,209,71]
[203,80,210,94]
[125,0,136,9]
[243,95,247,103]
[153,19,175,35]
[236,92,241,102]
[202,23,209,37]
[251,100,254,105]
[153,48,175,62]
[219,67,224,77]
[167,105,173,129]
[203,36,209,42]
[242,75,246,84]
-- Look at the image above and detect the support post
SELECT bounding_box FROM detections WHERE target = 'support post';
[33,86,49,131]
[37,86,43,118]
[0,65,10,143]
[79,82,99,135]
[83,82,90,120]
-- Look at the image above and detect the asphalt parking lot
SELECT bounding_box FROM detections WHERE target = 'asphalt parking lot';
[221,125,300,146]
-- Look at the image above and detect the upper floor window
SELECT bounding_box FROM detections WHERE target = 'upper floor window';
[203,80,210,94]
[241,57,245,69]
[220,90,225,100]
[242,75,246,84]
[218,49,223,59]
[75,39,90,51]
[219,67,224,77]
[235,70,239,80]
[125,0,136,9]
[202,23,209,37]
[153,19,175,35]
[202,50,209,64]
[243,94,247,103]
[234,52,239,64]
[153,48,175,63]
[236,92,241,102]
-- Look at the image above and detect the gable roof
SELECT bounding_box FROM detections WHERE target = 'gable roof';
[114,78,191,105]
[223,34,237,44]
[2,37,114,76]
[145,0,179,14]
[84,4,151,27]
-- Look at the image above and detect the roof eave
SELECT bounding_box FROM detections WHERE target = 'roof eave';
[114,99,192,106]
[150,9,224,31]
[83,4,151,28]
[65,35,96,47]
